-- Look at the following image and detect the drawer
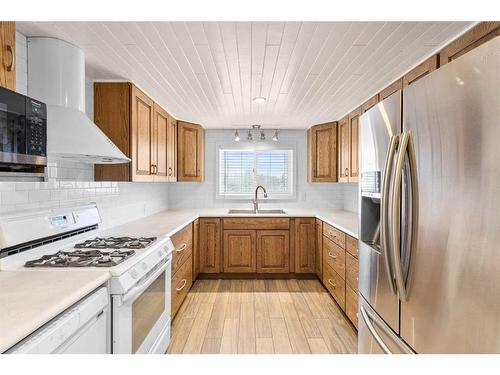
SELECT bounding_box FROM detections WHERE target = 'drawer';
[345,252,359,292]
[346,235,358,258]
[323,236,345,279]
[323,264,345,311]
[223,218,290,230]
[345,286,359,329]
[323,222,346,249]
[171,254,193,318]
[171,223,193,275]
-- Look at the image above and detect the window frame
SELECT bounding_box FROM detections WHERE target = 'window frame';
[216,142,296,200]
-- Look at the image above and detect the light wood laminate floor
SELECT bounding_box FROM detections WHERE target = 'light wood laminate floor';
[167,279,357,354]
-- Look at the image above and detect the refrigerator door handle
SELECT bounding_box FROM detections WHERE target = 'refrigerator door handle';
[359,305,393,354]
[391,131,418,302]
[381,135,398,294]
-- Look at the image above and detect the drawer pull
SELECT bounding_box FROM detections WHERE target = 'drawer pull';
[328,252,337,259]
[176,279,187,291]
[176,243,187,253]
[327,279,337,288]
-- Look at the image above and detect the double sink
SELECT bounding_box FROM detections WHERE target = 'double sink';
[227,209,287,215]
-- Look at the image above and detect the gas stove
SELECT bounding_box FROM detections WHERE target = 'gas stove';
[24,249,136,268]
[74,236,157,250]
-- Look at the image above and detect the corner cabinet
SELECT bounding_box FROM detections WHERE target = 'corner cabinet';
[177,121,204,182]
[94,82,182,182]
[0,22,16,91]
[307,122,338,182]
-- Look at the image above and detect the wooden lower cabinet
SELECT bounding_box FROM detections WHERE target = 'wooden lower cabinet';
[192,219,199,280]
[256,230,290,273]
[171,223,193,275]
[345,252,359,292]
[323,236,346,279]
[323,263,345,310]
[345,286,359,329]
[294,218,316,273]
[199,218,221,273]
[315,219,323,278]
[223,230,256,273]
[171,254,193,318]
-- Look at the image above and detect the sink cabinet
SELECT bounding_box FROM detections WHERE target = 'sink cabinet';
[223,230,256,273]
[256,230,290,273]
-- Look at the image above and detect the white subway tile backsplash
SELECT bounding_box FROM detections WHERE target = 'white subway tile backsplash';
[1,191,29,205]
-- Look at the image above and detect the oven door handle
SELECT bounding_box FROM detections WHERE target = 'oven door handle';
[121,256,171,304]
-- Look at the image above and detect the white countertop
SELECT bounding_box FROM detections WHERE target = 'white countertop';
[0,270,110,353]
[101,208,359,240]
[0,206,357,352]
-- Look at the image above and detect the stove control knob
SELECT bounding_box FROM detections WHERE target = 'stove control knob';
[130,269,139,279]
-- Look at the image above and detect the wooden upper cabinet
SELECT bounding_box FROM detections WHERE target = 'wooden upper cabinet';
[94,82,131,181]
[403,55,438,87]
[348,107,360,182]
[378,78,402,101]
[307,122,338,182]
[294,218,316,273]
[167,116,177,181]
[439,22,500,66]
[178,121,204,182]
[257,230,290,274]
[199,218,221,273]
[223,230,256,273]
[0,22,16,91]
[152,103,169,182]
[338,116,350,183]
[131,85,155,181]
[361,95,378,113]
[94,82,179,182]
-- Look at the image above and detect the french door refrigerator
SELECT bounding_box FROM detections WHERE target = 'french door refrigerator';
[358,36,500,354]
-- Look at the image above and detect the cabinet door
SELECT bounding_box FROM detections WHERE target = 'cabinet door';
[223,230,256,273]
[402,55,438,87]
[378,78,402,101]
[294,218,316,273]
[315,219,323,278]
[0,22,16,91]
[153,103,169,182]
[167,116,177,181]
[345,286,358,328]
[338,116,350,182]
[199,218,221,273]
[178,121,204,182]
[131,86,154,181]
[256,230,290,273]
[307,122,338,182]
[348,108,360,182]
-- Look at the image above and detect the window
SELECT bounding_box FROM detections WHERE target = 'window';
[218,148,294,199]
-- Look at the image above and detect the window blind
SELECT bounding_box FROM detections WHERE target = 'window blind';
[218,149,293,198]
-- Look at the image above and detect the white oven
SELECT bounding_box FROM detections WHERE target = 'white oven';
[112,254,172,354]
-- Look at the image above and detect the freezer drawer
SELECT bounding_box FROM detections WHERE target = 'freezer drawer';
[358,295,413,354]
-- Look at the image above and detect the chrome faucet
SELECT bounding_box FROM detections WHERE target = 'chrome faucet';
[253,185,268,213]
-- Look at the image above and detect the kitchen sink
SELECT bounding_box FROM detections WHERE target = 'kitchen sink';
[227,209,287,215]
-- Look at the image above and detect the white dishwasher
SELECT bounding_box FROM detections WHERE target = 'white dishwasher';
[7,287,110,354]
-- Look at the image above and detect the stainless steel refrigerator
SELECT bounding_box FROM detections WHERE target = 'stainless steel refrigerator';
[358,36,500,354]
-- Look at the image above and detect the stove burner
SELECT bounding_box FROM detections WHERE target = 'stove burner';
[74,236,156,250]
[24,249,136,268]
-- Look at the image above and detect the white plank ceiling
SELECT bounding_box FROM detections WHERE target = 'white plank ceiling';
[18,22,473,129]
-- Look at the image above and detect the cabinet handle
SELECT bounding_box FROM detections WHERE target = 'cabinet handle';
[328,251,337,260]
[328,231,336,238]
[345,167,349,176]
[6,44,15,72]
[176,279,187,292]
[168,167,172,176]
[176,243,187,253]
[328,279,337,288]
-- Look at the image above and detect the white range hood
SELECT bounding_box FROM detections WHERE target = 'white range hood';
[27,37,130,164]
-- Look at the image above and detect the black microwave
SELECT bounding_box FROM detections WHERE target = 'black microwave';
[0,86,47,169]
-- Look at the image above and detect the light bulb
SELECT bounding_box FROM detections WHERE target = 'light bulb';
[272,130,278,142]
[247,130,253,141]
[260,130,266,141]
[234,130,240,142]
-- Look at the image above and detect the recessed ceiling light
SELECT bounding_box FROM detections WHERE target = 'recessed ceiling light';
[253,97,266,103]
